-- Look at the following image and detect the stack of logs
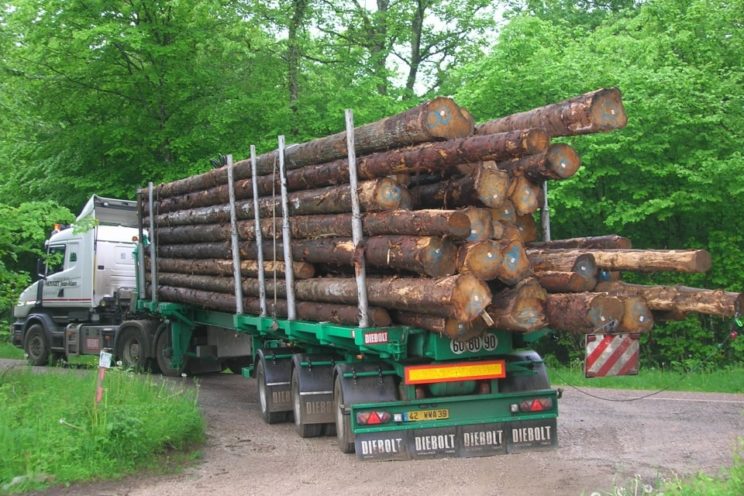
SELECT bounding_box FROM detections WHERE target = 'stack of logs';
[140,89,743,340]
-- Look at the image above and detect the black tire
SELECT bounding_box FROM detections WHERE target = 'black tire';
[256,359,289,424]
[334,373,355,453]
[116,327,148,370]
[155,328,186,377]
[24,324,49,366]
[291,366,323,438]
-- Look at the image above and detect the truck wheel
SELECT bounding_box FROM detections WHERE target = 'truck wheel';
[24,324,49,366]
[334,373,355,453]
[257,359,289,424]
[156,328,186,377]
[116,327,148,371]
[291,366,323,438]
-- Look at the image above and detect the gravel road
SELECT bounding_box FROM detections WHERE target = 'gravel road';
[5,360,741,496]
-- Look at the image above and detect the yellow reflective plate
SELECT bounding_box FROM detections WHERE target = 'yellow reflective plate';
[406,408,449,422]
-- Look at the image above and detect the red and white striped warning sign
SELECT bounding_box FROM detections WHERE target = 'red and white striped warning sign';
[584,333,640,378]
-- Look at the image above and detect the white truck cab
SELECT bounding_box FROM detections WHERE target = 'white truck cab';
[12,195,139,364]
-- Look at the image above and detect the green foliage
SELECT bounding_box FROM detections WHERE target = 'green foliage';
[0,368,203,493]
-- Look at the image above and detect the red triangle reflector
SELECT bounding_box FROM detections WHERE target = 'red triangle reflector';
[367,411,382,425]
[530,399,544,412]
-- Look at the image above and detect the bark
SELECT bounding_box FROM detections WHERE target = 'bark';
[508,175,541,215]
[476,88,627,138]
[151,177,410,215]
[153,97,475,199]
[528,235,632,250]
[515,214,538,243]
[409,163,510,209]
[485,278,547,332]
[528,248,712,273]
[393,311,487,341]
[153,285,391,327]
[150,257,315,279]
[527,251,598,279]
[595,281,744,318]
[495,144,581,181]
[534,270,597,293]
[462,207,494,242]
[617,296,654,333]
[545,293,625,334]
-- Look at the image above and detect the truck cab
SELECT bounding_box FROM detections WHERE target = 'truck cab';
[11,195,139,364]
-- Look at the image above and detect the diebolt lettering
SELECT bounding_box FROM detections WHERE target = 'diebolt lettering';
[360,438,403,455]
[463,430,504,448]
[271,390,291,404]
[305,400,333,415]
[512,425,552,443]
[414,434,456,452]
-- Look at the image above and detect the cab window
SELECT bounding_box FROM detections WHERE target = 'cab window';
[45,245,66,275]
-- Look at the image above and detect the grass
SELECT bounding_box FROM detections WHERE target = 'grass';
[0,366,204,493]
[548,362,744,394]
[0,342,23,360]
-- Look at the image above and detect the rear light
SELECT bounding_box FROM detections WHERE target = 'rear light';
[511,398,553,413]
[356,411,392,425]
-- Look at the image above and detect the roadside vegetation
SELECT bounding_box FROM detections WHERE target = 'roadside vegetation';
[0,366,204,493]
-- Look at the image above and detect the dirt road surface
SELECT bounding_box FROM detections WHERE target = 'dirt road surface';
[4,360,740,496]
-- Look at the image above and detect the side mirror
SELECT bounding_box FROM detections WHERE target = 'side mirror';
[36,258,46,280]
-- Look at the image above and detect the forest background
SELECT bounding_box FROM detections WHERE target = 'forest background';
[0,0,741,367]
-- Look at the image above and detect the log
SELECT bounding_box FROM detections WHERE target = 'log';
[545,293,625,334]
[617,296,654,333]
[154,285,392,326]
[155,97,474,199]
[490,200,517,225]
[462,207,494,242]
[515,214,538,243]
[495,144,581,181]
[534,270,597,293]
[151,177,410,215]
[393,312,487,340]
[150,257,316,279]
[409,164,510,209]
[528,248,712,273]
[485,278,547,332]
[496,239,532,285]
[527,251,598,279]
[456,241,503,281]
[476,88,627,138]
[508,175,541,215]
[595,281,744,318]
[528,235,632,250]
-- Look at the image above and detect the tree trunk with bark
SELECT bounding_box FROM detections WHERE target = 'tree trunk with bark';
[545,293,625,334]
[495,144,581,181]
[595,281,744,318]
[485,278,547,332]
[528,251,598,279]
[528,248,712,273]
[151,257,315,279]
[409,165,510,209]
[534,270,597,293]
[528,235,632,250]
[393,311,487,340]
[476,88,627,138]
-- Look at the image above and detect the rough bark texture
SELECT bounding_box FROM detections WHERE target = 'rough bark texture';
[150,177,410,215]
[409,164,510,210]
[528,248,712,273]
[485,278,547,332]
[154,285,391,326]
[528,235,632,250]
[595,281,744,318]
[534,270,597,293]
[495,144,581,181]
[476,88,627,138]
[153,97,474,199]
[545,293,625,334]
[528,251,598,279]
[150,257,315,279]
[508,175,541,215]
[393,311,487,340]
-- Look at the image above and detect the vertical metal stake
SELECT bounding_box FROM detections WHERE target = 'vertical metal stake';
[541,181,551,242]
[278,136,296,321]
[227,155,244,314]
[345,109,370,328]
[250,145,267,316]
[147,182,158,304]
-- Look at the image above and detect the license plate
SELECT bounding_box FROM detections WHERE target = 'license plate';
[406,408,449,422]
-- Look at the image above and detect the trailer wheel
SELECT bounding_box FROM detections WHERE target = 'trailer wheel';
[333,373,355,453]
[24,324,49,366]
[116,327,148,371]
[257,358,289,424]
[291,366,323,438]
[156,328,186,377]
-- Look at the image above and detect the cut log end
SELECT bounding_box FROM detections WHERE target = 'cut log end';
[457,241,504,281]
[420,237,459,277]
[462,207,493,242]
[618,296,654,333]
[446,211,472,239]
[546,144,582,179]
[588,295,625,332]
[372,178,413,211]
[451,274,492,322]
[424,97,475,139]
[475,167,510,208]
[524,129,550,155]
[589,88,628,133]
